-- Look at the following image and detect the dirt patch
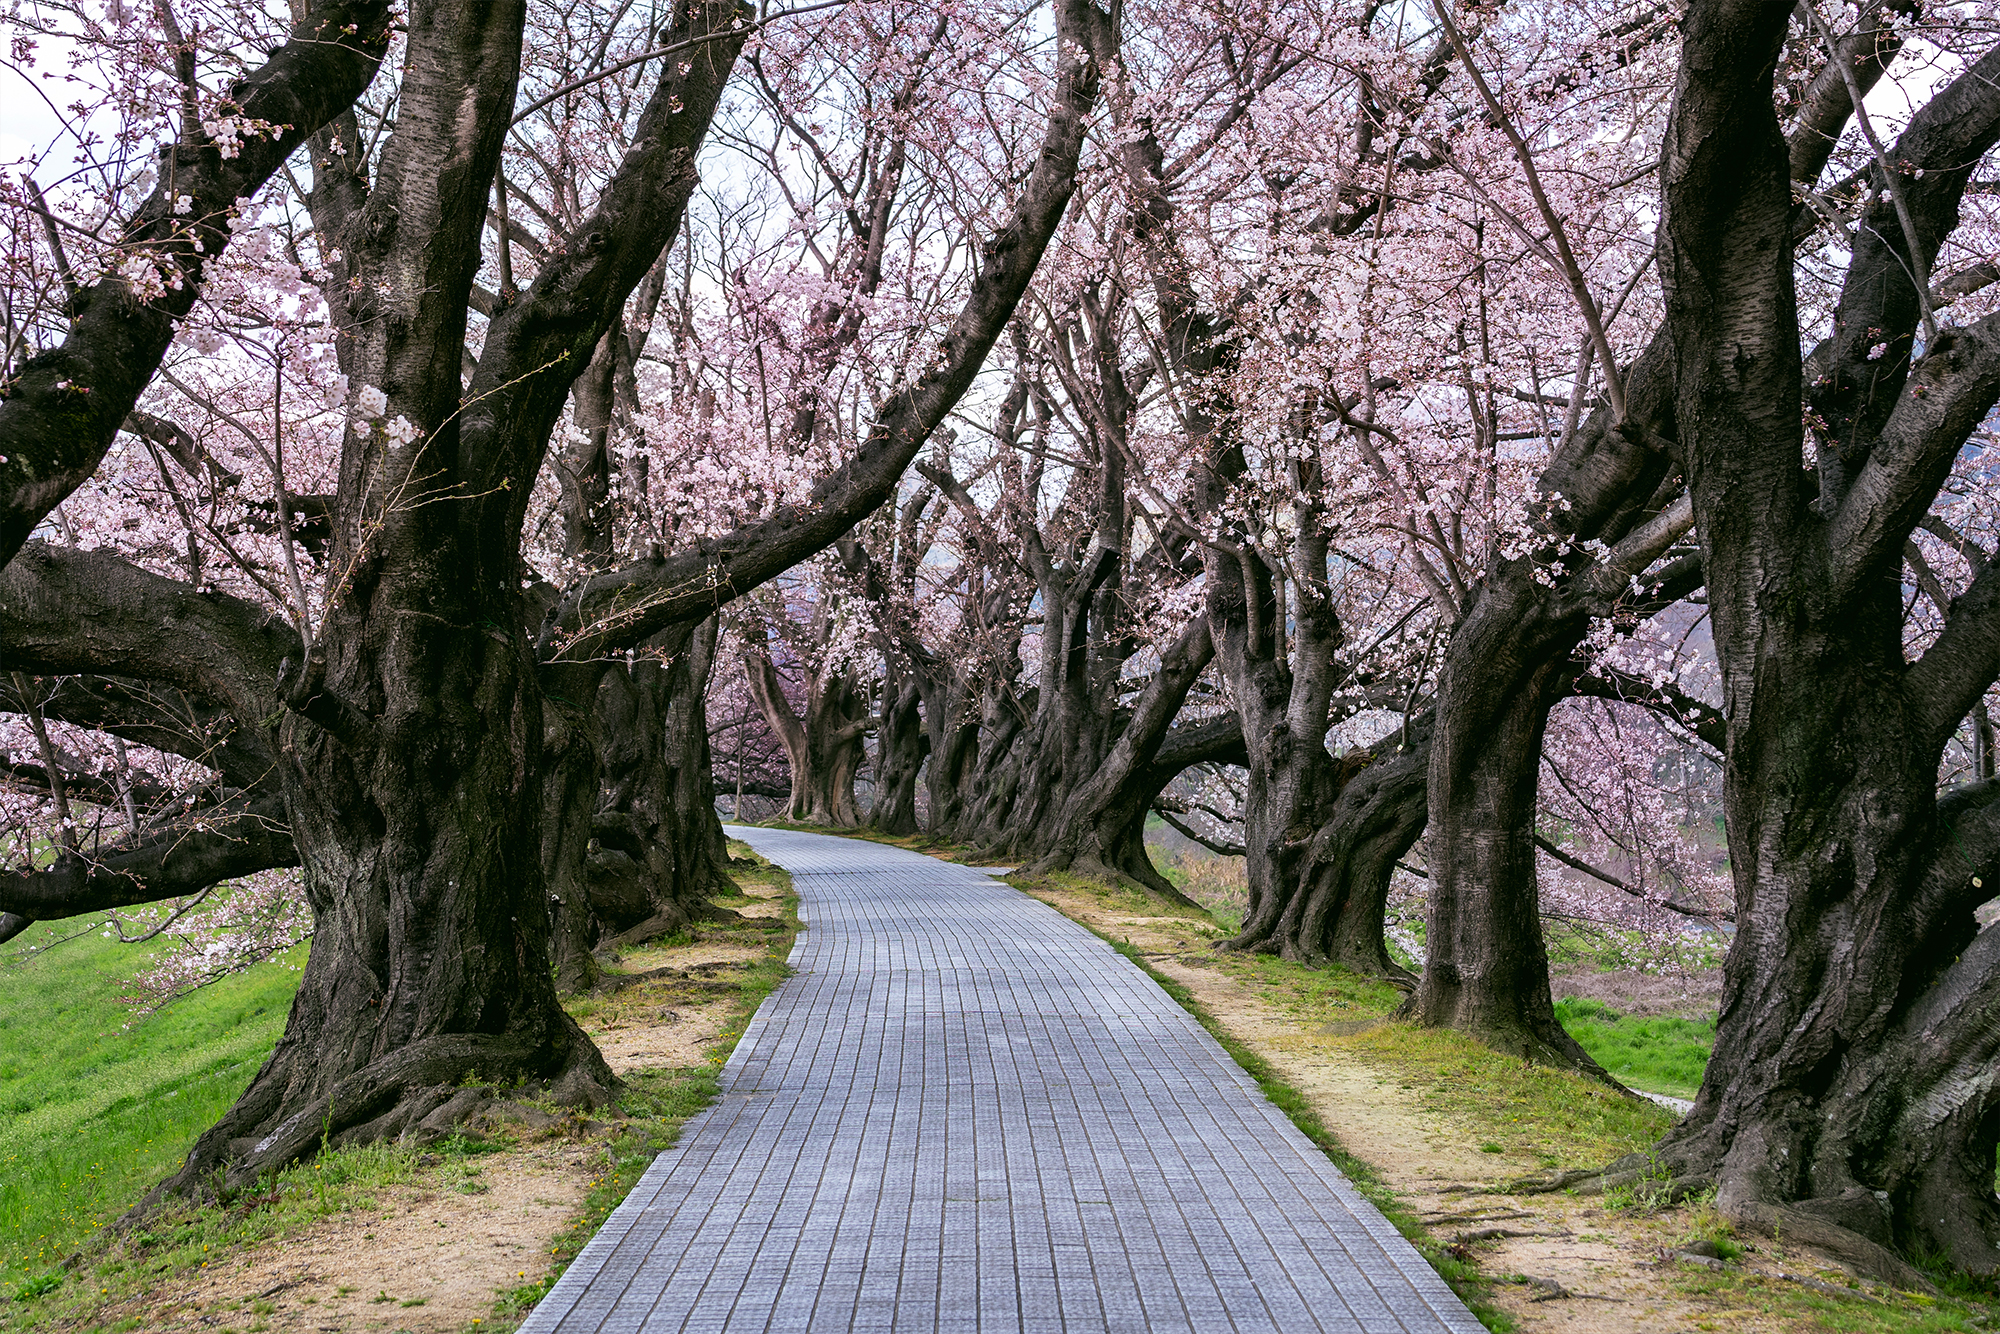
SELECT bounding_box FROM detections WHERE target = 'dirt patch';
[1020,881,1839,1334]
[100,1143,594,1333]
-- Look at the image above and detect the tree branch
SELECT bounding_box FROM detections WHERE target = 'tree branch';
[0,0,393,569]
[555,0,1115,652]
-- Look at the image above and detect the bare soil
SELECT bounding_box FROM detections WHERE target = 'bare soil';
[96,1144,593,1333]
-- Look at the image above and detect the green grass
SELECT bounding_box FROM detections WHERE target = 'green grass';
[0,914,303,1283]
[1554,996,1715,1099]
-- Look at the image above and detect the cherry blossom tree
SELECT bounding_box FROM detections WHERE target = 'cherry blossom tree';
[1,0,1117,1204]
[1586,0,2000,1279]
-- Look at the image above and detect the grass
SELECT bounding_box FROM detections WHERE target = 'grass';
[0,914,305,1286]
[1146,909,1677,1173]
[0,843,799,1333]
[1552,996,1715,1099]
[1666,1262,1998,1334]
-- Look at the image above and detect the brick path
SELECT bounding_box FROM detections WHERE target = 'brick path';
[521,827,1482,1333]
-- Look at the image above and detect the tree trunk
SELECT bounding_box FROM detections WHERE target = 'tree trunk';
[155,603,614,1200]
[1024,618,1216,905]
[1232,716,1429,981]
[742,644,867,826]
[541,682,606,993]
[1413,580,1608,1072]
[1633,7,2000,1281]
[868,670,926,835]
[592,618,737,948]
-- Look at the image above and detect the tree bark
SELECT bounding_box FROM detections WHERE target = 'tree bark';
[1230,716,1429,981]
[1416,592,1608,1070]
[1022,618,1217,905]
[868,669,926,835]
[1630,9,2000,1279]
[137,0,752,1198]
[592,618,737,947]
[742,643,868,826]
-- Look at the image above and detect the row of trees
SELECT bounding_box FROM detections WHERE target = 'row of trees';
[1,0,1996,1282]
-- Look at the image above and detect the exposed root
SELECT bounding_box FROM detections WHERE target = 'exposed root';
[127,1032,618,1222]
[1513,1274,1622,1302]
[597,891,752,952]
[1508,1155,1942,1295]
[598,909,693,952]
[1726,1200,1938,1294]
[1506,1154,1712,1205]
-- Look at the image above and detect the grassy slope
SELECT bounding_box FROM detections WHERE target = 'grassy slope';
[0,916,302,1285]
[0,845,796,1331]
[1552,996,1715,1100]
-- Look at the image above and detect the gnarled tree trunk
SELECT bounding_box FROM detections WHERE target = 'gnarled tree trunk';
[1415,586,1605,1070]
[743,643,868,826]
[868,668,926,835]
[1636,9,2000,1280]
[1024,618,1216,904]
[1231,715,1429,981]
[592,618,737,947]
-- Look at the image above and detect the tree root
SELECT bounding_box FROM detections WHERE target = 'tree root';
[1727,1201,1938,1294]
[1504,1155,1941,1295]
[126,1031,618,1220]
[1503,1153,1711,1204]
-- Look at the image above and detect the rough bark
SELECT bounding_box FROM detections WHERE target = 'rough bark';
[1230,715,1429,981]
[0,792,297,923]
[742,641,868,826]
[868,669,926,835]
[591,618,737,948]
[139,0,752,1199]
[1406,283,1706,1071]
[1632,9,2000,1280]
[1401,0,1930,1064]
[540,683,608,993]
[1022,618,1216,905]
[0,673,279,794]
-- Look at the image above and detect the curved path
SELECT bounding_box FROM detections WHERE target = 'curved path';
[523,828,1481,1333]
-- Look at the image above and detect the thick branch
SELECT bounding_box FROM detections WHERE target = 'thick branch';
[0,1,393,568]
[0,542,296,721]
[557,0,1114,651]
[1829,314,2000,598]
[1909,549,2000,752]
[0,792,297,923]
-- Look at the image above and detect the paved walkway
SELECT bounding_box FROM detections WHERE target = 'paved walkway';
[522,828,1481,1333]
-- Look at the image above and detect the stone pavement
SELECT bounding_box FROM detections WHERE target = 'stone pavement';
[521,827,1483,1333]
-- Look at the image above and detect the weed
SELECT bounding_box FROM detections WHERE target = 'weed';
[1602,1155,1678,1214]
[12,1271,61,1300]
